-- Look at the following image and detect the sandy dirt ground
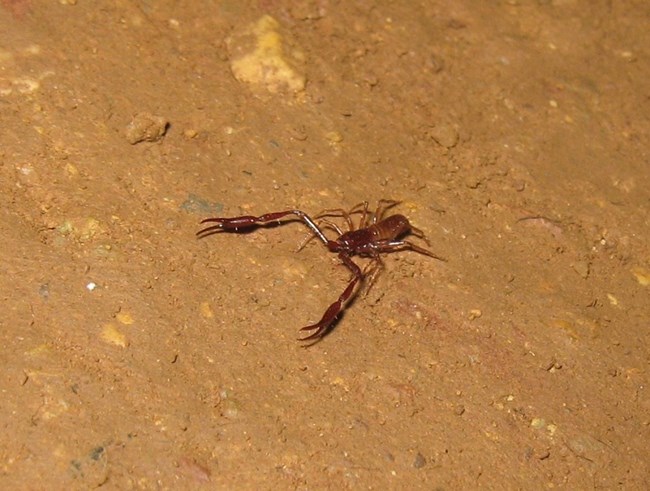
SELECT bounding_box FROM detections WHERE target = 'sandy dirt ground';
[1,1,649,489]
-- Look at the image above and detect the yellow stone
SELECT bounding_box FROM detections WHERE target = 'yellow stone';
[116,312,134,325]
[530,417,546,429]
[101,323,127,347]
[228,15,306,93]
[200,302,214,319]
[631,266,650,286]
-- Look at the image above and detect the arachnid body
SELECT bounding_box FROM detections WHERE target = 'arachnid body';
[197,200,444,343]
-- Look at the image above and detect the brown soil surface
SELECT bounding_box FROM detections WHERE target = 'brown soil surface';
[1,1,648,489]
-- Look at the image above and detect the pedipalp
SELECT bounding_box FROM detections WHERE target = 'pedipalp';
[197,201,444,343]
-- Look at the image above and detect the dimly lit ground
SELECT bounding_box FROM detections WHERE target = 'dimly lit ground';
[1,1,648,488]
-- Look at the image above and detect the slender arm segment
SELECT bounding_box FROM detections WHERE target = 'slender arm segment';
[197,210,329,245]
[197,202,443,344]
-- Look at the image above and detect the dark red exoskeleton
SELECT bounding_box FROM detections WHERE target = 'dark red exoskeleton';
[197,200,444,343]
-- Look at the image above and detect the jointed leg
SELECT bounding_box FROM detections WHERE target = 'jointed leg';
[197,210,329,245]
[349,201,370,229]
[315,201,370,232]
[373,199,400,223]
[408,225,432,245]
[296,219,343,252]
[298,253,365,342]
[314,208,354,232]
[371,239,446,261]
[363,255,384,295]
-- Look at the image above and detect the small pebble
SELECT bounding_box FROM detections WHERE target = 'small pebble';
[39,283,50,299]
[101,323,127,347]
[630,266,649,286]
[572,261,590,279]
[429,123,459,148]
[530,418,545,429]
[183,128,198,139]
[125,112,169,144]
[413,452,426,469]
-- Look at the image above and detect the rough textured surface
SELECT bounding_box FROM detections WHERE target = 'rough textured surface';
[1,1,648,489]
